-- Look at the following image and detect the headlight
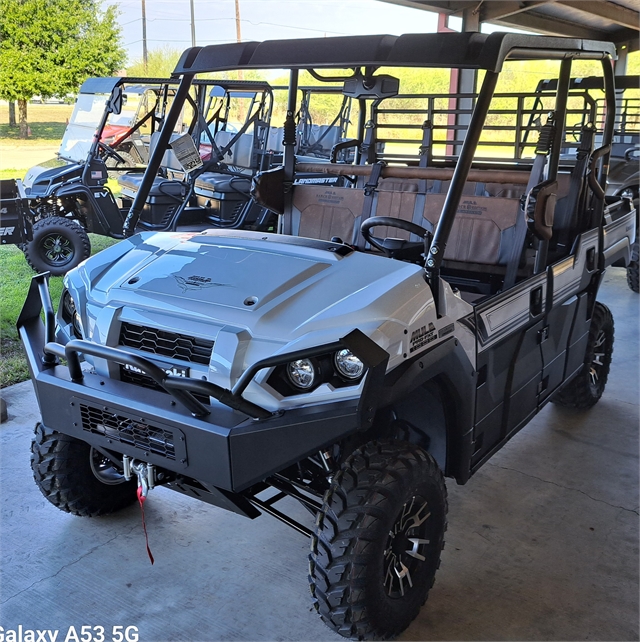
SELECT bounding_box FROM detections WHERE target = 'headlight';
[61,289,83,338]
[72,312,84,338]
[286,359,316,389]
[62,290,76,319]
[334,349,364,380]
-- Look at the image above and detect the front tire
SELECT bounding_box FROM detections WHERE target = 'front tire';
[309,440,447,640]
[23,217,91,276]
[31,423,137,516]
[552,302,614,409]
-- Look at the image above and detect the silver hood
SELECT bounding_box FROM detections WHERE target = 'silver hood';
[84,230,429,344]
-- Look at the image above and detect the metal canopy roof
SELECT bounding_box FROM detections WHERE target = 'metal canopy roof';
[173,32,615,76]
[380,1,640,50]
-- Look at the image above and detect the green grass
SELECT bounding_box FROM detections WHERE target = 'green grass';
[0,234,119,388]
[0,122,68,141]
[0,169,26,180]
[0,104,73,142]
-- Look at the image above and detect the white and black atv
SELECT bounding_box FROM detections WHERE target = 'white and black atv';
[20,77,176,275]
[19,32,636,640]
[18,76,277,275]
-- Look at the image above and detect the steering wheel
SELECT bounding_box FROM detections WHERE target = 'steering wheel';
[360,216,431,261]
[97,141,125,163]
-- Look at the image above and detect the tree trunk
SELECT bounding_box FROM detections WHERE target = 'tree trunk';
[8,101,16,127]
[18,99,28,138]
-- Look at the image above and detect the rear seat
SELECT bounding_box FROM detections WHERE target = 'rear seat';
[194,131,254,195]
[118,133,185,198]
[299,124,342,158]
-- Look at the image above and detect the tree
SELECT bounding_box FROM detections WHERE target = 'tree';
[126,46,183,79]
[0,0,126,138]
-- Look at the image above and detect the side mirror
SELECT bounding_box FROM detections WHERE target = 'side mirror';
[343,75,399,99]
[107,86,123,115]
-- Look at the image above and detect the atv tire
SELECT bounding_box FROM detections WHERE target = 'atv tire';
[309,440,447,640]
[24,217,91,276]
[31,422,137,517]
[552,302,614,409]
[106,150,138,170]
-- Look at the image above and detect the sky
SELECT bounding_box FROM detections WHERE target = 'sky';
[104,0,446,65]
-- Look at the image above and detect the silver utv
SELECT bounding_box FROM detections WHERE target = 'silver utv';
[19,32,635,640]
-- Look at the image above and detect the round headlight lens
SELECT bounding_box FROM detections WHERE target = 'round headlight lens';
[286,359,316,389]
[334,349,364,380]
[72,312,84,339]
[62,290,76,319]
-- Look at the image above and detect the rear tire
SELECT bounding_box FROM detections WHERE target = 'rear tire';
[309,440,447,640]
[628,258,639,293]
[31,422,137,517]
[105,150,138,170]
[552,302,614,409]
[23,217,91,276]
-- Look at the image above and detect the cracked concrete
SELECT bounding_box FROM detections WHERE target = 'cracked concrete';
[0,267,638,641]
[0,528,137,606]
[486,463,640,515]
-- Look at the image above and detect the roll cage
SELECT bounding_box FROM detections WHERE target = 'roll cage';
[124,32,617,313]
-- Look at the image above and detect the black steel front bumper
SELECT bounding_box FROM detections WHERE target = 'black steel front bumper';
[18,275,389,494]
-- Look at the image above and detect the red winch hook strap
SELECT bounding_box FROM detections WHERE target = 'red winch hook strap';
[137,485,155,565]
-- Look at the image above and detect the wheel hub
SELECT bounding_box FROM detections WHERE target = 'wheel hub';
[42,233,73,265]
[383,496,431,598]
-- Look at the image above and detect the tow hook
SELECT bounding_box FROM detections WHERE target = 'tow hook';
[123,455,155,498]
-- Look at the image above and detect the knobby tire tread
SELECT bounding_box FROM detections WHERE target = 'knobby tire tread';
[31,422,136,517]
[552,302,614,409]
[309,440,447,640]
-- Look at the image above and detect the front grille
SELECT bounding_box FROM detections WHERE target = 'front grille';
[120,322,214,365]
[80,404,176,460]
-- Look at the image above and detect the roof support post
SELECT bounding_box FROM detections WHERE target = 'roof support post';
[281,69,299,234]
[426,69,499,307]
[614,44,628,76]
[591,55,616,229]
[453,6,480,156]
[613,45,629,148]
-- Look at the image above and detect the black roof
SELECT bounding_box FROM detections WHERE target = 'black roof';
[79,76,272,95]
[173,32,616,77]
[539,75,639,92]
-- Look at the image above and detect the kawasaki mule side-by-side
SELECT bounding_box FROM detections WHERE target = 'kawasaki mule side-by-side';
[19,33,635,639]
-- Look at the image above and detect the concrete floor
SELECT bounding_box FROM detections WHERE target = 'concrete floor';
[0,268,638,642]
